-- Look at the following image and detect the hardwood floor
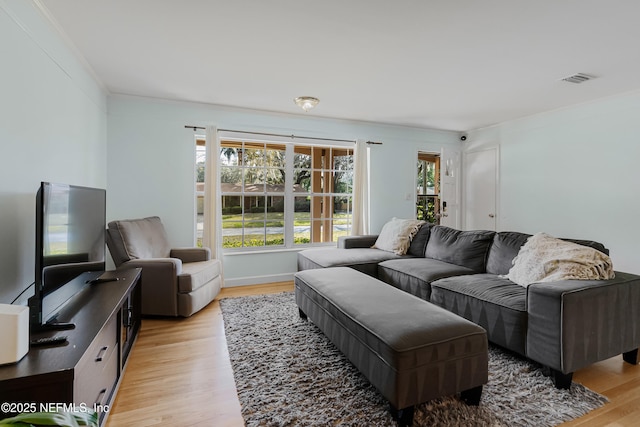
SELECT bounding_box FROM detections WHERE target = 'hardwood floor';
[105,282,292,427]
[106,282,640,426]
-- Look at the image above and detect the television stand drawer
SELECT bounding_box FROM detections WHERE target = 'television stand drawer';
[74,315,118,407]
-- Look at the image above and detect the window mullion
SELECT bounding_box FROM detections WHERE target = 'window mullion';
[284,144,294,247]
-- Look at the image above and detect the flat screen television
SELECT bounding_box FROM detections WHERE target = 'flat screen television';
[28,182,106,331]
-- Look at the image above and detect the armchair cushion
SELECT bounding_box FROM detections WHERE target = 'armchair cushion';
[179,260,222,293]
[108,216,171,262]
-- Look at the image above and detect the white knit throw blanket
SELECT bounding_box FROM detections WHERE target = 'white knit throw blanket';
[506,232,615,287]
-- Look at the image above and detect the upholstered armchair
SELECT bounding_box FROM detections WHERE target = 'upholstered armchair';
[106,216,222,317]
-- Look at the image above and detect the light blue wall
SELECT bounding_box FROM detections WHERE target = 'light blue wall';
[0,1,108,303]
[3,0,637,291]
[465,91,640,274]
[107,96,460,285]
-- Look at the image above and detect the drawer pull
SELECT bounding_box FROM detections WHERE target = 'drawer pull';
[124,307,133,327]
[95,346,109,362]
[94,388,107,406]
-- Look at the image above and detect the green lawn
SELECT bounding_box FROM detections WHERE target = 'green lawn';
[221,212,350,228]
[221,211,351,248]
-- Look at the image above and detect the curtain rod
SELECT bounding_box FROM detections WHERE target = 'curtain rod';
[184,125,382,145]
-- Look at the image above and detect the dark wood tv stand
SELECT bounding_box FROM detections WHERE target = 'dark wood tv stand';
[0,268,142,426]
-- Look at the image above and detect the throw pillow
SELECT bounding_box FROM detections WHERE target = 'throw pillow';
[372,218,425,255]
[506,232,615,287]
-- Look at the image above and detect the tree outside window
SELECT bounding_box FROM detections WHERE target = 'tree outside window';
[416,153,440,224]
[201,139,353,250]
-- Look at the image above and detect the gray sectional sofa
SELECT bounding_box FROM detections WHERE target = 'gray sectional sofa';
[297,224,640,388]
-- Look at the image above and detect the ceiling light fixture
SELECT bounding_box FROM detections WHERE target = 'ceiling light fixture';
[294,96,319,112]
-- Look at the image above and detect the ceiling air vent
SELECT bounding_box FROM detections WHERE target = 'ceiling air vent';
[561,73,595,84]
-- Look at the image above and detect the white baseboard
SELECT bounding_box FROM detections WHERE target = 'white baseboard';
[223,272,295,288]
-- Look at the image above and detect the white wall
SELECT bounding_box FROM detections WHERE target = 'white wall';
[0,0,108,303]
[107,95,460,285]
[465,91,640,274]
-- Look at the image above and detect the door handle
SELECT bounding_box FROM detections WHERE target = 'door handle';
[489,214,495,218]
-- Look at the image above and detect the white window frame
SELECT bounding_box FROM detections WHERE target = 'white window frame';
[216,132,354,253]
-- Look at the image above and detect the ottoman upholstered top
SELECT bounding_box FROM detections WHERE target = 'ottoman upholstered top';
[294,267,488,414]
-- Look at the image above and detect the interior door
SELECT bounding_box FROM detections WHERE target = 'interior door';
[439,147,461,228]
[464,148,498,231]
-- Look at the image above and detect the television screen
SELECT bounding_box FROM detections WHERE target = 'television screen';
[31,182,106,328]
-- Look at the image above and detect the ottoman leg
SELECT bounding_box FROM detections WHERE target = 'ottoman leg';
[460,385,483,405]
[390,404,414,427]
[298,308,307,320]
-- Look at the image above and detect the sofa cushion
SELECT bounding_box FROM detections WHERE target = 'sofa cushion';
[297,247,403,278]
[430,274,527,356]
[378,258,476,300]
[486,232,531,275]
[407,223,434,257]
[425,226,495,272]
[373,218,425,255]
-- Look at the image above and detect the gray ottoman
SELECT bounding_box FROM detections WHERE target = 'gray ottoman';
[294,267,488,425]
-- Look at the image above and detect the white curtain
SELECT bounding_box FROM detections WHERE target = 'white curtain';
[203,126,223,260]
[352,139,370,235]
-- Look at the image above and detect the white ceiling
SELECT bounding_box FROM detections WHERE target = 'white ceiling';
[39,0,640,132]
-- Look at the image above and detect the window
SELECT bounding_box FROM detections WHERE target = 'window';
[196,137,354,250]
[195,142,205,247]
[220,140,286,248]
[416,152,441,224]
[292,145,353,246]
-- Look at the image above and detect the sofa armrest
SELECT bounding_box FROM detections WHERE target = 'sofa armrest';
[120,258,182,316]
[338,235,379,249]
[526,271,640,374]
[171,247,211,263]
